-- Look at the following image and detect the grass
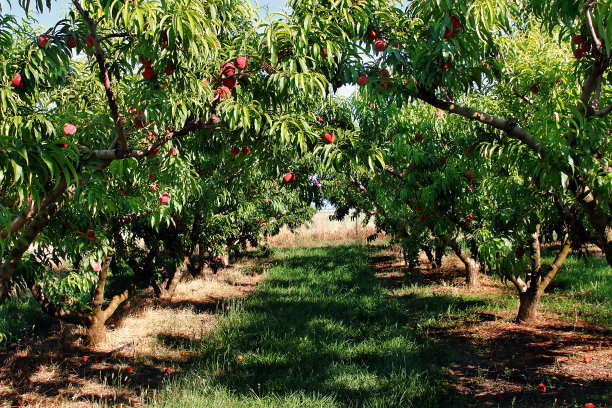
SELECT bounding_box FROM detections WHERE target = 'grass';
[266,211,377,248]
[149,245,472,408]
[0,294,55,346]
[1,238,609,407]
[146,244,611,408]
[544,251,611,326]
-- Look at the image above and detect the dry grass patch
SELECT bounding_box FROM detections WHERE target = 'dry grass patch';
[0,257,265,408]
[267,211,380,248]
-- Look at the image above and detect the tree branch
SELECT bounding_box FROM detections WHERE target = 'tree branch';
[86,118,212,160]
[593,103,612,117]
[509,274,527,294]
[101,283,135,321]
[583,0,603,51]
[552,196,599,244]
[417,89,548,157]
[0,179,67,241]
[92,251,114,314]
[537,238,571,295]
[384,165,406,181]
[512,86,534,105]
[29,283,90,325]
[71,0,128,153]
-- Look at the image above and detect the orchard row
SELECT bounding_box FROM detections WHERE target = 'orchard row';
[1,0,611,343]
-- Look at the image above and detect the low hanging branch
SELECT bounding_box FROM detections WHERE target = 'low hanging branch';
[86,118,216,160]
[29,282,90,325]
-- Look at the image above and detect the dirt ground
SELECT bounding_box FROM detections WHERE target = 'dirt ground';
[373,249,612,408]
[0,257,266,408]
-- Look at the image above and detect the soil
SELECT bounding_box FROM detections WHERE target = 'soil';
[373,248,612,408]
[0,257,266,408]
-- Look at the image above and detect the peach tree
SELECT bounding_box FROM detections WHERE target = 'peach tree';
[310,77,574,323]
[0,0,343,344]
[284,0,612,264]
[276,1,611,321]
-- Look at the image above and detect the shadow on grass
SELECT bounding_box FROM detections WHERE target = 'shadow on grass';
[169,245,483,407]
[7,245,606,407]
[159,245,611,408]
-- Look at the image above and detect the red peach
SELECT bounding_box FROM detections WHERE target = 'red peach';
[66,35,77,48]
[235,56,248,70]
[142,66,155,80]
[63,123,77,136]
[38,35,51,48]
[12,74,24,88]
[373,39,387,53]
[283,172,295,183]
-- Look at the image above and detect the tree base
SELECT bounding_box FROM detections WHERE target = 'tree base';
[86,320,107,346]
[466,259,479,289]
[516,292,540,324]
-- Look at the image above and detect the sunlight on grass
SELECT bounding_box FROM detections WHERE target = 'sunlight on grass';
[150,245,465,408]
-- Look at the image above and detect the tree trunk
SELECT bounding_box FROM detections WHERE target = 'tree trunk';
[154,255,189,299]
[421,246,435,267]
[511,237,571,325]
[442,236,480,288]
[465,258,480,289]
[434,246,444,269]
[28,217,136,347]
[86,313,107,346]
[516,290,541,324]
[197,249,207,277]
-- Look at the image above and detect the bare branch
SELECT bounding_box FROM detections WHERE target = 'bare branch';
[537,238,571,295]
[86,118,214,160]
[417,89,548,158]
[509,274,527,294]
[101,283,135,321]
